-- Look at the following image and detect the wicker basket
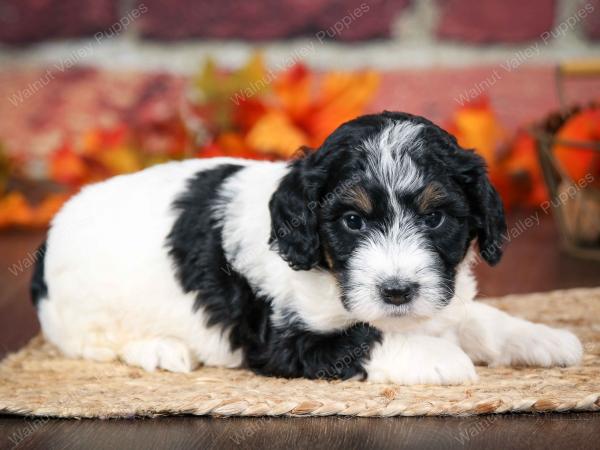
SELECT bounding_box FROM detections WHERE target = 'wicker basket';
[533,60,600,261]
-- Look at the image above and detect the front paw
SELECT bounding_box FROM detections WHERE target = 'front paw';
[495,323,583,368]
[366,335,478,385]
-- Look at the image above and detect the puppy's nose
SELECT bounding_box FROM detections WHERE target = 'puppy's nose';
[379,280,418,306]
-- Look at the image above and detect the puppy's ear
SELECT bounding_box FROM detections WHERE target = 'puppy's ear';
[454,149,507,265]
[269,155,321,270]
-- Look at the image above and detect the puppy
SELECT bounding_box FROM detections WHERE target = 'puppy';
[31,112,583,384]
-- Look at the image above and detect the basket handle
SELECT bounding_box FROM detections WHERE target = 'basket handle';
[556,59,600,109]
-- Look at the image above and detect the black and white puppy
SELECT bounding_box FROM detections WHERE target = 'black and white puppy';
[32,112,582,384]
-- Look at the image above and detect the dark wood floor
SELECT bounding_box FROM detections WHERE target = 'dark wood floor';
[1,212,599,450]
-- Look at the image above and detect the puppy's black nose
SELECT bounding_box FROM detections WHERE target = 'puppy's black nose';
[379,280,418,306]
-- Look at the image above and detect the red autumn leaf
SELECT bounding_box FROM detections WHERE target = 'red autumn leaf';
[554,107,600,186]
[49,144,89,187]
[233,98,269,134]
[82,124,128,156]
[496,130,548,208]
[273,64,313,123]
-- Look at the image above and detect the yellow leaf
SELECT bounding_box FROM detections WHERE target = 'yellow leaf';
[231,52,268,97]
[98,146,142,175]
[194,56,220,101]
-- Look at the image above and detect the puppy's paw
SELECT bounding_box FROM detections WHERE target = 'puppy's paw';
[121,338,197,373]
[366,335,478,385]
[495,323,583,368]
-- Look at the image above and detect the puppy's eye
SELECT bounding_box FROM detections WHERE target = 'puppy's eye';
[343,213,366,232]
[423,211,444,229]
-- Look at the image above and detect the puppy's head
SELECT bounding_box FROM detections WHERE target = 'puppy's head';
[269,112,506,322]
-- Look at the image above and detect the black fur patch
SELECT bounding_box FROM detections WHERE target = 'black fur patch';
[378,111,506,265]
[245,319,381,380]
[167,164,381,379]
[269,111,506,311]
[30,241,48,306]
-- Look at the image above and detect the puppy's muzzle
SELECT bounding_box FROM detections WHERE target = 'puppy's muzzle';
[379,279,419,306]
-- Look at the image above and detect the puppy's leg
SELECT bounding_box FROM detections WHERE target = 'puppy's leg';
[121,338,197,373]
[365,334,478,385]
[456,302,583,367]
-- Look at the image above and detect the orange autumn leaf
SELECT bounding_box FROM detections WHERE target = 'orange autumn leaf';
[444,98,551,209]
[50,144,88,187]
[0,192,70,229]
[446,98,506,167]
[233,98,268,133]
[51,131,145,189]
[212,132,272,159]
[554,107,600,185]
[195,143,225,159]
[0,192,34,228]
[496,130,548,208]
[80,126,141,177]
[306,71,380,146]
[96,146,143,175]
[191,55,380,158]
[318,71,379,106]
[82,125,128,156]
[273,64,313,122]
[246,111,308,157]
[216,132,249,155]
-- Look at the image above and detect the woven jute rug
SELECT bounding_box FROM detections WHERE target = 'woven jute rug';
[1,288,600,418]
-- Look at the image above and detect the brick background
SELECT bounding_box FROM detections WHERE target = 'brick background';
[436,0,556,43]
[0,0,118,44]
[2,0,592,45]
[583,0,600,40]
[136,0,408,41]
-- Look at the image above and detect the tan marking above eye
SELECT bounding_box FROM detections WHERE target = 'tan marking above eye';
[342,186,373,214]
[417,182,446,212]
[324,247,335,269]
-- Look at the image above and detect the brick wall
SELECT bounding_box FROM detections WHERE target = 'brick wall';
[0,0,598,45]
[0,0,118,44]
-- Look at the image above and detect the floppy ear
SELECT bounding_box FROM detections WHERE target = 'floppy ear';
[268,155,321,270]
[454,149,507,265]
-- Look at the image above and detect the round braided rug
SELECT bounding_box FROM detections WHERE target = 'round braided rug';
[1,288,599,418]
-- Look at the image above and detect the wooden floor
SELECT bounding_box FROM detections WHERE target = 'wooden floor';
[1,212,599,450]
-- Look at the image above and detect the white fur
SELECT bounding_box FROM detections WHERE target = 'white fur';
[365,249,583,384]
[38,139,583,381]
[421,294,584,369]
[39,157,354,373]
[364,121,424,193]
[345,214,444,324]
[40,158,248,372]
[216,162,354,332]
[365,334,478,385]
[345,121,446,326]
